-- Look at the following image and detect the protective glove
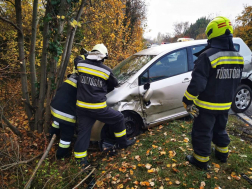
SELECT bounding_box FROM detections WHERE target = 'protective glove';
[183,102,199,118]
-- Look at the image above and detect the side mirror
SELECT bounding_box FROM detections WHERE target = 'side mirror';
[144,83,150,90]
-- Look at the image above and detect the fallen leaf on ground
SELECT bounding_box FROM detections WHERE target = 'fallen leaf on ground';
[160,151,166,156]
[206,173,211,179]
[228,176,231,180]
[184,137,189,143]
[140,181,150,186]
[130,169,134,175]
[133,181,139,185]
[150,182,155,186]
[145,163,152,169]
[175,180,180,185]
[167,164,171,168]
[172,168,180,173]
[117,184,124,189]
[147,168,156,173]
[152,145,158,149]
[200,181,206,187]
[169,150,176,158]
[119,167,127,173]
[165,177,170,181]
[146,149,150,156]
[170,138,176,142]
[135,155,141,161]
[234,176,241,181]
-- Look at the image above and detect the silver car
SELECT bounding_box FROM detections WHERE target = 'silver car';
[91,38,252,141]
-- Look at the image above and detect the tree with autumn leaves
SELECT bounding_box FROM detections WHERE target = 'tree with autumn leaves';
[234,5,252,50]
[0,0,146,133]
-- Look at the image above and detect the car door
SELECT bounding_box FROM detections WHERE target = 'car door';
[138,48,192,124]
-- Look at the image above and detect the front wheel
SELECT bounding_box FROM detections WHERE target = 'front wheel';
[232,84,252,113]
[122,111,142,138]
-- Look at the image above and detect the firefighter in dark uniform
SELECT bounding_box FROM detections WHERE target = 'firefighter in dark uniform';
[182,16,244,170]
[74,44,135,165]
[49,55,86,159]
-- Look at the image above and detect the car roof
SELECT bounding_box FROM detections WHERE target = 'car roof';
[135,38,242,56]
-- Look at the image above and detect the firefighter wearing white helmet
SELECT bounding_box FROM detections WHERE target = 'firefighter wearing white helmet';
[182,16,244,170]
[74,43,136,168]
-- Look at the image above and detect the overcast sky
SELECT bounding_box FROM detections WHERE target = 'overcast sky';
[144,0,252,39]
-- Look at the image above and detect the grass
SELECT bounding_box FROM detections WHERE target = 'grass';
[4,115,252,189]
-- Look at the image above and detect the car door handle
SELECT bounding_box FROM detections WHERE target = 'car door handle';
[182,78,191,83]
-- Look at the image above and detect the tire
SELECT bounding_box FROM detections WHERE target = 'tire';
[122,111,142,138]
[100,111,142,140]
[232,84,252,113]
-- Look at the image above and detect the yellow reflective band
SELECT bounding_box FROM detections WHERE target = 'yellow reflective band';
[211,56,244,68]
[51,108,76,123]
[74,151,87,158]
[194,99,232,110]
[184,90,198,101]
[114,129,126,138]
[78,66,109,80]
[64,79,77,88]
[80,55,85,60]
[193,153,209,162]
[76,100,107,109]
[215,145,228,153]
[52,122,59,128]
[59,143,70,148]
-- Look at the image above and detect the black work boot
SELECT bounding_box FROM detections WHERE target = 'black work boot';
[56,148,72,159]
[186,155,208,170]
[215,150,228,163]
[76,157,90,169]
[116,138,136,149]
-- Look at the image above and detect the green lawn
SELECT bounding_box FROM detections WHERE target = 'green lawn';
[8,115,252,189]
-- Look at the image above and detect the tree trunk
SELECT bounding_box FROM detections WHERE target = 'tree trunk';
[35,5,50,133]
[15,0,33,122]
[29,0,39,108]
[56,0,86,88]
[44,0,69,133]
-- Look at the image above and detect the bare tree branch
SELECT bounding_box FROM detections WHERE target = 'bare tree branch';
[1,114,22,137]
[0,153,42,170]
[5,0,15,7]
[0,16,23,36]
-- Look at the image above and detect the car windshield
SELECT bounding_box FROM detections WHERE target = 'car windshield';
[113,55,156,84]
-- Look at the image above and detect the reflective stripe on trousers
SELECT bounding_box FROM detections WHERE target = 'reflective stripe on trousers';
[59,139,71,148]
[74,151,87,158]
[215,145,228,153]
[52,121,59,128]
[114,129,126,138]
[193,152,209,162]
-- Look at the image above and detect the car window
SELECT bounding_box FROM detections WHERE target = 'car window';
[191,45,206,62]
[140,48,188,84]
[234,44,240,51]
[113,55,155,85]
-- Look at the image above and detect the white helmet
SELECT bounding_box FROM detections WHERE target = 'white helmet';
[91,44,108,58]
